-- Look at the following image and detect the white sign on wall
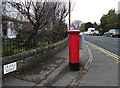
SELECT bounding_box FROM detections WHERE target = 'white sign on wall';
[3,62,17,74]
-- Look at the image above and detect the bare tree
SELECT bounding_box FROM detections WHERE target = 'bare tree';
[7,0,69,49]
[50,2,69,41]
[10,0,56,48]
[71,20,82,30]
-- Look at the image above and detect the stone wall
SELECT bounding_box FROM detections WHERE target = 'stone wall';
[2,38,68,75]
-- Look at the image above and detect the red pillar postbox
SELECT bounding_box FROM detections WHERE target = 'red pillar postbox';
[67,30,81,71]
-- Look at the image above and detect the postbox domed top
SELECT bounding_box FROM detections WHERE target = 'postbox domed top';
[67,30,81,34]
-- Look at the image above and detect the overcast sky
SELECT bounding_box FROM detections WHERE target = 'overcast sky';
[66,0,120,24]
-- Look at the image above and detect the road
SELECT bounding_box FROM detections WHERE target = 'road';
[84,35,120,56]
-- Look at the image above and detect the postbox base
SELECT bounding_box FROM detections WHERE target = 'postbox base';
[69,62,80,71]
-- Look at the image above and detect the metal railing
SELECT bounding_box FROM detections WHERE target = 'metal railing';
[2,37,25,57]
[2,32,68,57]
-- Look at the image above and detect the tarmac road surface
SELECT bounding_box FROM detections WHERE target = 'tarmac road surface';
[84,35,120,56]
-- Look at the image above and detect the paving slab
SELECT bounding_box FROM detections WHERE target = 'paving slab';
[80,43,89,65]
[2,76,35,86]
[53,71,79,86]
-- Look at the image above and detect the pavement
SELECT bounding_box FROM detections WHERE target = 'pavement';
[78,42,118,86]
[2,46,69,87]
[2,41,118,87]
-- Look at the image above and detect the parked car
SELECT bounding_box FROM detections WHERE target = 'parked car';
[106,29,120,37]
[84,31,88,35]
[87,28,95,35]
[93,30,102,36]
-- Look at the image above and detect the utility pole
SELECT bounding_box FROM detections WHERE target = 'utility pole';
[69,0,71,30]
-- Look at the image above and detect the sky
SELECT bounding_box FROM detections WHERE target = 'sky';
[4,0,120,24]
[66,0,120,24]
